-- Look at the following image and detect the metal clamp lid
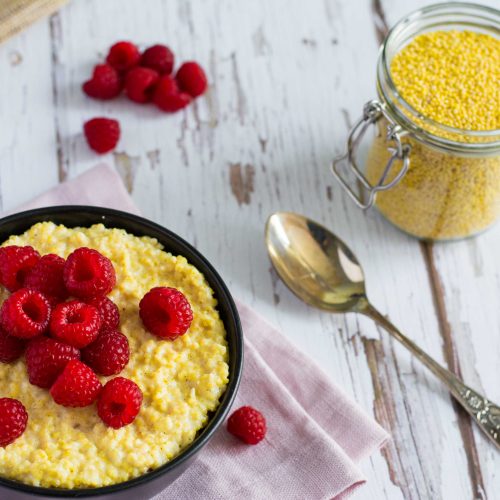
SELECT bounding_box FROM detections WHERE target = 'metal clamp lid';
[331,100,411,210]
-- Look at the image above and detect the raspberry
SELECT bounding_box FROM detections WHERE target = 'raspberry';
[0,398,28,447]
[83,118,120,154]
[0,326,24,363]
[140,44,174,75]
[24,254,68,306]
[50,359,102,407]
[97,377,142,428]
[153,76,191,112]
[82,330,129,376]
[139,287,193,340]
[125,67,159,103]
[64,247,116,298]
[176,61,208,98]
[227,406,267,445]
[82,64,122,100]
[0,246,40,292]
[0,288,50,339]
[106,41,140,72]
[85,296,120,331]
[49,300,101,348]
[25,336,80,388]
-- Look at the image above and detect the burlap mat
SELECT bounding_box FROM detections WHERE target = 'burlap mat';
[0,0,67,43]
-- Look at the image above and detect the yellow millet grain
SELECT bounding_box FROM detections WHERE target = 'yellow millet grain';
[366,30,500,240]
[391,31,500,131]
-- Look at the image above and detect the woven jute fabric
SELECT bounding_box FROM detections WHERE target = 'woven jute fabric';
[0,0,67,43]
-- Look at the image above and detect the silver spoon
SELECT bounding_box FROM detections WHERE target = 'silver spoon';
[265,211,500,450]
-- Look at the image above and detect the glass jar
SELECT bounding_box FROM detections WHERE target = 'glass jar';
[332,3,500,241]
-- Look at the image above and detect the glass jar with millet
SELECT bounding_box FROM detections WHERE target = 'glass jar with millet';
[332,2,500,241]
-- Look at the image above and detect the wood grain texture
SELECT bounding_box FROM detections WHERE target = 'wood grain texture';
[0,0,499,498]
[0,0,67,43]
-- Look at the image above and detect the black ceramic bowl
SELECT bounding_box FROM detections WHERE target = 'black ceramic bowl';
[0,206,243,500]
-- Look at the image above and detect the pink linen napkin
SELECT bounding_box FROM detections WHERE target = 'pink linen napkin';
[8,164,389,499]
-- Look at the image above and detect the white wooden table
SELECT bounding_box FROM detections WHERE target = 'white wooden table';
[1,0,499,498]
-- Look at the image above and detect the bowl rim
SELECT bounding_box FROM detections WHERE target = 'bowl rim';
[0,205,243,497]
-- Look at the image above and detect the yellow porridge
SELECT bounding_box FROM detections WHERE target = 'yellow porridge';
[0,222,229,488]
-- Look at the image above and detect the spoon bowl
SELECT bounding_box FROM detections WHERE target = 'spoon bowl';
[265,212,366,313]
[265,211,500,450]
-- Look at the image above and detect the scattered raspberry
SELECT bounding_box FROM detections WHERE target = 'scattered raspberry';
[0,326,24,363]
[140,44,174,75]
[153,76,191,112]
[0,246,40,292]
[97,377,142,428]
[227,406,267,445]
[106,41,140,72]
[50,360,102,407]
[82,330,129,376]
[64,247,116,298]
[25,336,80,388]
[176,61,208,98]
[24,254,67,306]
[85,296,120,331]
[0,398,28,447]
[0,288,50,339]
[49,300,101,348]
[125,67,160,103]
[139,287,193,340]
[83,117,120,154]
[82,64,122,100]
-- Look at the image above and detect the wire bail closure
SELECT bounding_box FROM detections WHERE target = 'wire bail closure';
[331,100,411,210]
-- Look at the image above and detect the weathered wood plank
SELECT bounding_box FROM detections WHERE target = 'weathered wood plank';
[380,2,500,498]
[421,242,486,499]
[0,18,57,210]
[432,232,500,499]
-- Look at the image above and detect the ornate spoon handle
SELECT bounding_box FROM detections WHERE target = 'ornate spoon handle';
[450,384,500,446]
[362,302,500,450]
